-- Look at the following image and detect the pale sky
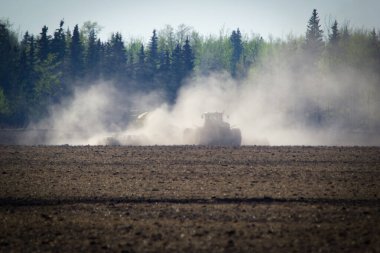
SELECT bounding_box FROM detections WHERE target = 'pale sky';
[0,0,379,42]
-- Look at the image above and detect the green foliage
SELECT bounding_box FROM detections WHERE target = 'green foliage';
[305,9,324,60]
[0,20,19,97]
[70,25,84,79]
[158,25,175,53]
[85,29,101,80]
[0,10,380,127]
[171,43,184,84]
[326,20,341,66]
[51,20,66,63]
[329,20,340,45]
[105,32,127,81]
[197,32,232,74]
[34,55,61,98]
[32,54,62,119]
[230,28,243,77]
[157,49,171,87]
[80,21,102,45]
[0,87,9,114]
[146,30,159,83]
[183,37,194,76]
[136,44,146,82]
[37,25,50,62]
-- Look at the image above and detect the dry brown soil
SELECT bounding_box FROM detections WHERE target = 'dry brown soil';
[0,145,379,252]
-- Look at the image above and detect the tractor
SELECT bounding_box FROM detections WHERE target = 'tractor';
[183,112,242,146]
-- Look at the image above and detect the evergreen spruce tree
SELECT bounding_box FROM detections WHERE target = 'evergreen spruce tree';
[369,29,380,68]
[0,21,11,118]
[147,30,159,80]
[97,39,107,77]
[19,33,34,99]
[17,32,38,123]
[18,32,30,84]
[305,9,324,58]
[157,49,171,87]
[169,43,184,102]
[108,32,127,80]
[50,20,66,97]
[136,44,146,82]
[127,49,135,79]
[37,25,50,62]
[230,28,243,77]
[102,41,112,78]
[0,21,18,99]
[329,20,340,45]
[159,50,171,73]
[17,32,29,107]
[69,24,84,80]
[171,43,183,83]
[182,37,194,77]
[369,29,379,51]
[51,20,66,63]
[163,50,171,71]
[26,35,37,102]
[327,20,341,65]
[85,29,101,80]
[65,28,72,46]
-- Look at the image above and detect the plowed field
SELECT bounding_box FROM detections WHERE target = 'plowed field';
[0,146,379,252]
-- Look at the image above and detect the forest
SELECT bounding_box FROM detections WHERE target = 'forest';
[0,9,379,129]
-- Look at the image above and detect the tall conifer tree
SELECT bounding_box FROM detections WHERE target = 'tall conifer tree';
[85,29,101,80]
[37,25,50,62]
[51,20,66,63]
[183,37,194,76]
[70,24,84,79]
[305,9,324,57]
[136,44,146,82]
[147,30,159,79]
[230,28,243,77]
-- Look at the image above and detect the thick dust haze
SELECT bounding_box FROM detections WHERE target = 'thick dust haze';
[28,57,380,146]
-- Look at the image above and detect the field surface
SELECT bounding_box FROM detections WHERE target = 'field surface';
[0,145,379,252]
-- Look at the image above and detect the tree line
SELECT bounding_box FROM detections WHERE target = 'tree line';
[0,9,379,128]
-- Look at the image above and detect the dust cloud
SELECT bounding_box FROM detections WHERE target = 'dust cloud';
[28,58,380,146]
